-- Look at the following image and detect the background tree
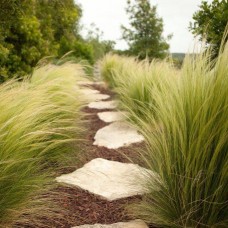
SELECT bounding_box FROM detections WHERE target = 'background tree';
[0,0,93,81]
[121,0,170,59]
[84,23,115,61]
[0,0,21,28]
[190,0,228,56]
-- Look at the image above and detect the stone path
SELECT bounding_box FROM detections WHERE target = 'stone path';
[73,219,148,228]
[56,80,150,227]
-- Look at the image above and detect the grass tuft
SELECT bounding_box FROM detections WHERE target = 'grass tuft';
[0,63,86,227]
[99,44,228,227]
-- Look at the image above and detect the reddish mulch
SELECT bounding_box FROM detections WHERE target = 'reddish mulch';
[91,83,116,98]
[19,84,151,228]
[54,187,142,227]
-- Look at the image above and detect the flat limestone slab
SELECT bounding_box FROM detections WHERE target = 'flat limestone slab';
[77,81,95,86]
[56,158,154,201]
[80,88,100,95]
[88,101,118,110]
[93,81,106,86]
[77,81,106,87]
[89,93,110,101]
[83,93,110,102]
[73,220,148,228]
[80,88,110,101]
[97,111,126,123]
[93,122,144,149]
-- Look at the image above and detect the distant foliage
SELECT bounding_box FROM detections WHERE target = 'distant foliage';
[0,0,94,80]
[190,0,228,56]
[58,37,94,65]
[84,24,116,61]
[122,0,171,59]
[0,0,21,27]
[171,53,185,68]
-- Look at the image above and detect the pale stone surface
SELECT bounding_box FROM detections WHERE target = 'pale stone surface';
[88,93,110,101]
[93,81,106,86]
[73,220,148,228]
[80,88,100,95]
[77,81,106,87]
[93,122,144,149]
[88,101,118,110]
[56,158,154,201]
[80,88,110,101]
[79,84,109,101]
[77,81,94,86]
[97,111,126,123]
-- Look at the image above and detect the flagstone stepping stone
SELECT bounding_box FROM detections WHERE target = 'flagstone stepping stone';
[56,158,155,201]
[82,93,110,102]
[97,111,126,123]
[81,89,110,101]
[77,81,95,86]
[89,93,110,101]
[73,219,148,228]
[93,81,106,86]
[88,101,118,110]
[81,88,100,95]
[93,122,144,149]
[77,81,106,87]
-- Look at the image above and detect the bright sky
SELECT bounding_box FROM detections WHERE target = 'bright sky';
[76,0,212,53]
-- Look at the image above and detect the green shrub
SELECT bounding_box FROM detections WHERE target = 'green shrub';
[57,38,95,66]
[72,40,94,65]
[0,0,82,80]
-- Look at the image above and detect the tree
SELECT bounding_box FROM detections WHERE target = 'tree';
[190,0,228,56]
[0,0,21,28]
[121,0,170,59]
[0,0,92,80]
[84,23,115,61]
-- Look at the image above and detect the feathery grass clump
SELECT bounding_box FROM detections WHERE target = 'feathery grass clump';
[130,45,228,226]
[99,54,136,88]
[0,63,85,227]
[30,63,86,165]
[99,54,177,125]
[99,46,228,226]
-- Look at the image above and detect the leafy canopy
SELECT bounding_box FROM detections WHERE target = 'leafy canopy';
[0,0,93,80]
[122,0,170,59]
[190,0,228,55]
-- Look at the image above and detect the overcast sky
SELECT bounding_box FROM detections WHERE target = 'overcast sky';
[76,0,212,53]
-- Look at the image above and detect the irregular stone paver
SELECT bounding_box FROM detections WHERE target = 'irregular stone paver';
[93,122,144,149]
[77,81,106,87]
[93,81,106,86]
[88,101,118,110]
[88,93,110,101]
[79,87,109,101]
[73,220,148,228]
[81,88,100,95]
[97,111,126,123]
[56,158,155,201]
[77,81,95,86]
